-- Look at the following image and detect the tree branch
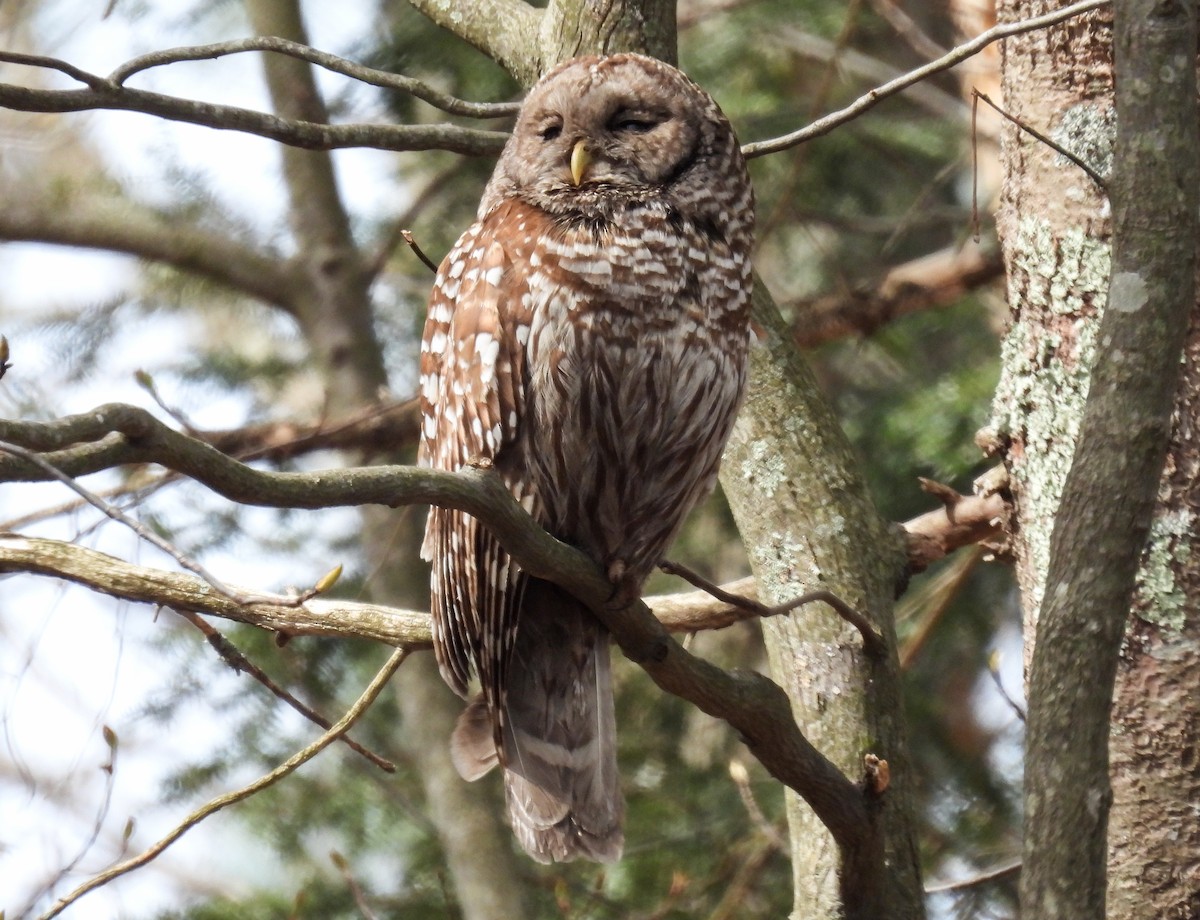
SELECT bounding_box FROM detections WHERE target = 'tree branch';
[789,243,1004,348]
[0,535,759,642]
[108,36,519,118]
[741,0,1110,158]
[39,646,410,920]
[0,53,507,156]
[0,404,873,855]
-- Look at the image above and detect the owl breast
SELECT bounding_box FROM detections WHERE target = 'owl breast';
[517,200,753,584]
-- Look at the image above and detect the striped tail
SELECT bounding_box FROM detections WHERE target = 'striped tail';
[449,577,624,863]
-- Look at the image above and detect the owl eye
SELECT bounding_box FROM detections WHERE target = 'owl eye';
[608,112,660,134]
[539,122,563,141]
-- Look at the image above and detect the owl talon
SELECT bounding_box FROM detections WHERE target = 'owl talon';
[604,563,641,610]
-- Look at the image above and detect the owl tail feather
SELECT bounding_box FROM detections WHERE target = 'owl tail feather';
[449,578,624,864]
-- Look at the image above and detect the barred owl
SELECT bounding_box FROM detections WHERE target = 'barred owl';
[418,53,754,863]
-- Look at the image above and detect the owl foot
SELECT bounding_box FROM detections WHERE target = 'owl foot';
[604,560,641,610]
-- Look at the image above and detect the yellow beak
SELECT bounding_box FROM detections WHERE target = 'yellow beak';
[570,139,592,186]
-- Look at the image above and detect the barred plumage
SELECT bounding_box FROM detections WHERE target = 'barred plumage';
[418,53,755,862]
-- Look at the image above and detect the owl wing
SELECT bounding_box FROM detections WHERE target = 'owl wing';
[419,213,533,710]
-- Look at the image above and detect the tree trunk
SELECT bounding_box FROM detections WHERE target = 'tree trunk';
[720,288,923,920]
[991,0,1199,915]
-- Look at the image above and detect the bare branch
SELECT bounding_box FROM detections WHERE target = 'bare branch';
[659,559,886,658]
[789,243,1004,348]
[0,534,433,646]
[0,53,507,156]
[0,535,754,643]
[973,90,1107,190]
[0,404,873,851]
[741,0,1111,158]
[925,858,1021,894]
[172,608,396,771]
[0,438,329,610]
[107,37,519,118]
[903,475,1008,573]
[38,646,410,920]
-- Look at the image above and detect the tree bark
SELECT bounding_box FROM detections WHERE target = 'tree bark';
[1104,3,1200,915]
[991,0,1198,916]
[720,287,922,920]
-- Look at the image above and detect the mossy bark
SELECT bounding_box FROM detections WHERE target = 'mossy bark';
[993,1,1199,916]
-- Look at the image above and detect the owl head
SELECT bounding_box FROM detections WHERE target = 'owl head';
[479,54,748,228]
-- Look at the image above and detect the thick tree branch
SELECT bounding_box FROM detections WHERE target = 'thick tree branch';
[904,475,1008,573]
[0,535,758,641]
[0,403,872,855]
[0,55,507,156]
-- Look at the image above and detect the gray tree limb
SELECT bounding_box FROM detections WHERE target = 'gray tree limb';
[0,535,758,641]
[405,0,544,86]
[0,402,878,861]
[1019,0,1198,914]
[0,52,507,156]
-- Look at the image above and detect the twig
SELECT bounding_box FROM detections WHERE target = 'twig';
[864,0,948,61]
[658,559,886,658]
[172,608,396,771]
[107,37,519,119]
[38,647,409,920]
[987,651,1027,722]
[728,760,786,850]
[972,92,982,242]
[13,727,120,919]
[0,438,327,610]
[0,51,507,157]
[401,230,440,274]
[741,0,1111,158]
[366,164,463,280]
[925,857,1021,894]
[331,850,382,920]
[0,50,111,89]
[134,370,197,434]
[973,90,1107,190]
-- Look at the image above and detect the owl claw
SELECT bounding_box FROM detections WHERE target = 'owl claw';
[604,561,640,610]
